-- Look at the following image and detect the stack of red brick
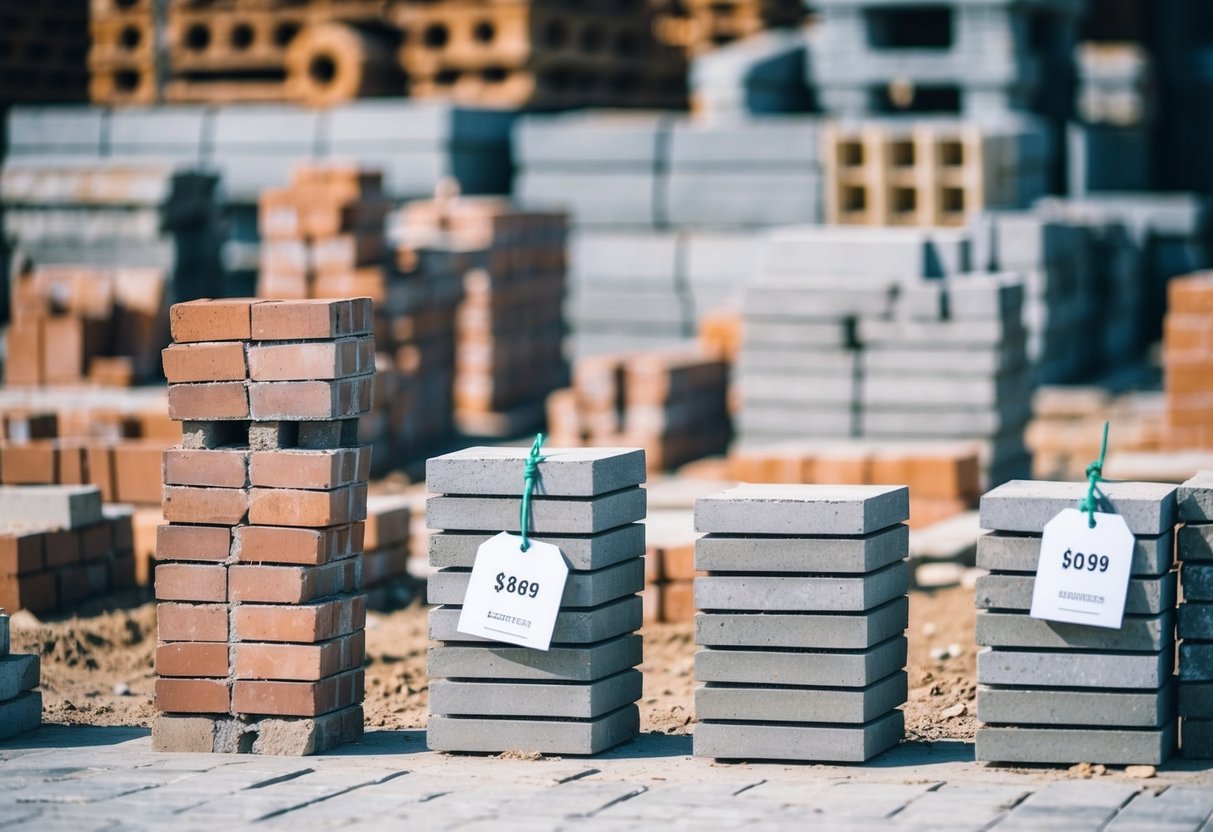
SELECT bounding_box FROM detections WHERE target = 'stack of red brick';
[0,485,135,614]
[153,297,372,755]
[396,195,569,437]
[5,265,168,387]
[1162,273,1213,450]
[549,348,731,473]
[362,494,411,608]
[644,537,700,624]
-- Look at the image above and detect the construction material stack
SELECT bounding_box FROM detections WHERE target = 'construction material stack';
[153,297,372,755]
[692,484,910,762]
[89,0,159,105]
[652,0,804,56]
[1178,472,1213,760]
[1162,273,1213,451]
[0,608,42,741]
[425,446,646,754]
[975,480,1179,765]
[1,1,88,104]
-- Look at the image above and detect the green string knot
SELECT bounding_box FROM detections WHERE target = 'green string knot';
[1077,421,1109,529]
[519,433,546,552]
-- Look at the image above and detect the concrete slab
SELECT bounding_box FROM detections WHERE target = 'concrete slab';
[976,610,1173,652]
[429,596,641,645]
[975,724,1175,765]
[426,487,646,534]
[0,485,103,530]
[427,704,639,755]
[696,672,906,724]
[977,647,1169,689]
[426,448,646,497]
[695,561,909,613]
[695,525,908,574]
[695,597,908,650]
[427,559,644,609]
[979,480,1177,535]
[0,690,41,741]
[694,710,904,762]
[427,635,642,682]
[695,484,909,536]
[974,572,1176,616]
[428,524,646,571]
[977,684,1173,728]
[0,654,39,701]
[977,530,1173,576]
[430,670,641,719]
[695,636,907,688]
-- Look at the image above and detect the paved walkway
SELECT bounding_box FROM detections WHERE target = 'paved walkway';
[2,727,1213,830]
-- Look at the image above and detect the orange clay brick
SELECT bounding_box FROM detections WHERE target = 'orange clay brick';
[246,337,375,382]
[232,631,365,681]
[167,382,250,421]
[228,560,359,604]
[155,642,230,678]
[250,298,373,341]
[0,441,57,484]
[231,669,364,717]
[231,595,365,643]
[161,342,248,383]
[233,523,362,566]
[660,581,695,622]
[162,448,248,489]
[162,486,249,526]
[156,524,232,563]
[170,298,259,343]
[157,602,229,642]
[155,562,227,602]
[155,678,231,714]
[247,447,370,490]
[247,484,367,528]
[658,543,700,582]
[113,440,173,505]
[0,529,44,575]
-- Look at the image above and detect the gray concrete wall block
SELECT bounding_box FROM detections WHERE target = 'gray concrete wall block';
[428,634,641,682]
[1179,642,1213,682]
[1178,602,1213,641]
[1179,682,1213,718]
[0,485,103,530]
[977,530,1173,576]
[1178,472,1213,522]
[978,683,1173,728]
[979,480,1178,535]
[1181,563,1213,601]
[696,671,906,724]
[426,487,646,535]
[0,691,41,742]
[695,597,908,650]
[977,646,1169,689]
[976,610,1173,652]
[429,596,641,645]
[975,724,1176,765]
[695,561,909,613]
[426,447,647,498]
[1179,524,1213,562]
[695,484,909,535]
[430,670,641,719]
[427,704,639,755]
[695,636,907,687]
[427,559,644,609]
[0,654,40,702]
[695,524,908,574]
[428,525,646,572]
[974,571,1176,616]
[693,709,903,762]
[1180,719,1213,760]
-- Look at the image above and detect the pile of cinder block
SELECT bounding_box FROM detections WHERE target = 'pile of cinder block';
[1162,273,1213,451]
[0,485,135,615]
[1179,472,1213,759]
[394,196,570,438]
[693,484,910,762]
[548,347,730,473]
[0,608,42,741]
[976,480,1179,765]
[425,446,646,754]
[153,297,372,755]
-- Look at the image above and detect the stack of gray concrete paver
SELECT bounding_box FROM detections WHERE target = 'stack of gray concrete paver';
[0,609,41,741]
[975,480,1179,765]
[1178,471,1213,759]
[689,30,813,119]
[1069,44,1154,195]
[692,484,910,762]
[424,446,647,754]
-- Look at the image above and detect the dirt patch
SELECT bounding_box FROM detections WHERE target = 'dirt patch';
[14,586,978,742]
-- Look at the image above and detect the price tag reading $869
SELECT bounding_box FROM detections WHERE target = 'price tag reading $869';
[456,532,569,651]
[1029,508,1135,630]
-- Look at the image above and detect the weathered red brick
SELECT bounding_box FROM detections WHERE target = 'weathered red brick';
[231,595,364,643]
[155,642,231,678]
[247,484,367,527]
[157,602,228,642]
[155,678,231,714]
[156,524,232,563]
[162,448,248,489]
[162,342,248,383]
[155,562,227,602]
[170,298,259,343]
[228,560,359,604]
[247,447,370,490]
[232,631,365,681]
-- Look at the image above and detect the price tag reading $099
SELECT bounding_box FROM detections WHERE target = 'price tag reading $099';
[1029,508,1135,630]
[456,532,569,651]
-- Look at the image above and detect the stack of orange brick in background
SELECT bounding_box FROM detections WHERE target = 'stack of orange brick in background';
[1025,385,1164,480]
[394,195,568,438]
[88,0,158,105]
[0,0,89,103]
[1163,273,1213,450]
[727,440,981,528]
[652,0,803,56]
[153,297,371,755]
[361,493,411,608]
[549,348,730,473]
[0,485,135,614]
[395,0,686,109]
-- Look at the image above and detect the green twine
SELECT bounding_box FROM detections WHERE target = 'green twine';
[1077,421,1110,529]
[519,433,546,552]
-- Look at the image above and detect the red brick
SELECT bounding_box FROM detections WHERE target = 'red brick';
[247,337,375,382]
[155,642,230,678]
[156,524,231,562]
[657,543,698,581]
[1,441,57,484]
[86,443,116,502]
[232,595,365,643]
[229,560,359,604]
[1169,273,1213,315]
[248,447,370,490]
[0,570,57,613]
[155,562,227,602]
[155,678,231,714]
[233,524,359,565]
[248,484,367,527]
[162,448,248,488]
[247,377,372,420]
[659,581,695,622]
[233,631,365,681]
[57,442,88,484]
[81,522,111,561]
[163,486,249,526]
[112,441,170,505]
[0,530,44,576]
[250,298,373,341]
[162,342,248,383]
[167,382,250,421]
[5,321,44,385]
[231,668,364,717]
[170,298,259,343]
[42,316,92,384]
[158,602,228,641]
[44,530,81,568]
[363,495,409,549]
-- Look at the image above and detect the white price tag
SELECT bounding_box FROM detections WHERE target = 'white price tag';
[1030,508,1134,629]
[456,532,569,651]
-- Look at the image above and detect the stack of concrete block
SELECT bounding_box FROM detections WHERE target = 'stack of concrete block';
[692,484,910,762]
[807,0,1084,119]
[0,608,42,741]
[257,166,390,302]
[393,196,570,438]
[975,479,1179,765]
[1069,43,1154,194]
[0,485,135,615]
[1162,273,1213,451]
[425,446,647,754]
[1179,472,1213,758]
[689,29,812,118]
[153,297,372,755]
[362,493,411,610]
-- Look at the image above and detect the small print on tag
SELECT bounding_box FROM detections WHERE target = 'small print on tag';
[456,532,569,651]
[1030,508,1135,630]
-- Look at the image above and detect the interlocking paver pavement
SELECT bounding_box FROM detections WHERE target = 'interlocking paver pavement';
[1,727,1211,830]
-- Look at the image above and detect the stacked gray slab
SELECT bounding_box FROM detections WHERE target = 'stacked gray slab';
[425,446,647,754]
[0,609,41,741]
[1069,44,1154,195]
[1178,471,1213,759]
[692,484,910,762]
[690,29,814,119]
[975,479,1179,765]
[862,273,1032,484]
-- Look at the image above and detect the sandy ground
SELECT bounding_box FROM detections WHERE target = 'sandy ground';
[9,585,977,741]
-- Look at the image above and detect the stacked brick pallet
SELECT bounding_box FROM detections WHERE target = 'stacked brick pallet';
[975,480,1179,765]
[0,1,88,103]
[393,195,569,438]
[1162,273,1213,450]
[1179,472,1213,759]
[425,446,646,754]
[153,297,372,755]
[89,0,160,105]
[548,348,730,473]
[693,484,910,762]
[0,485,135,615]
[653,0,803,56]
[395,0,685,109]
[0,609,41,741]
